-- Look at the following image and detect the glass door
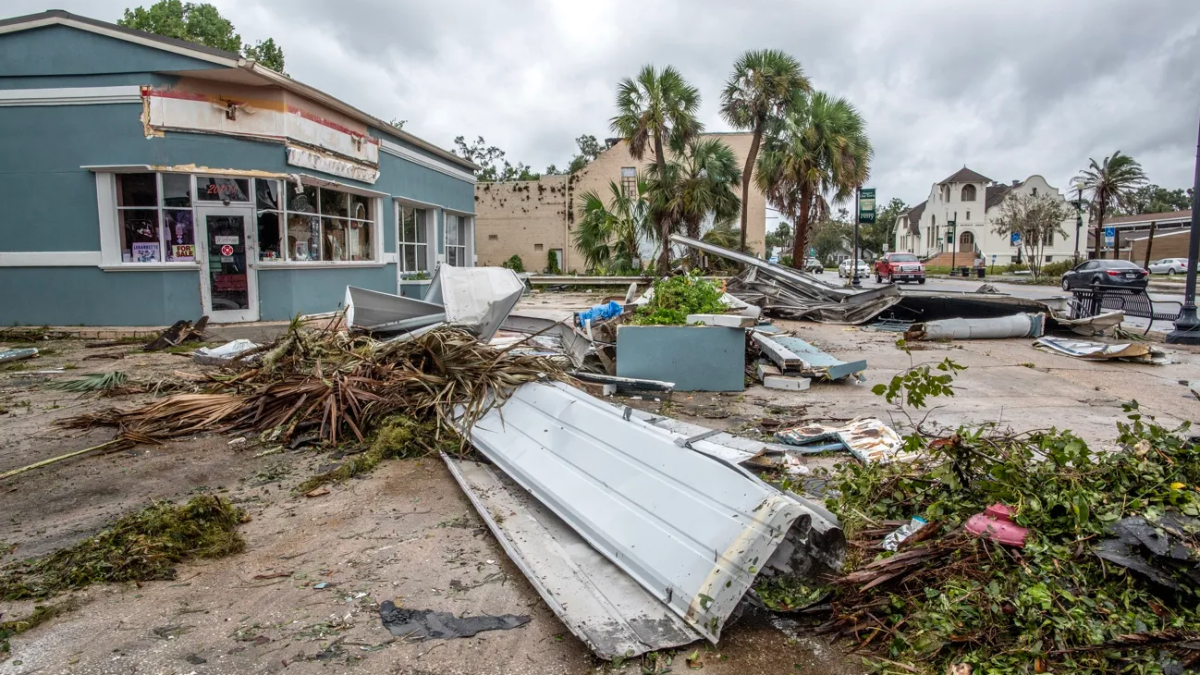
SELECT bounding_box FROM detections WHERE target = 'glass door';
[197,206,259,323]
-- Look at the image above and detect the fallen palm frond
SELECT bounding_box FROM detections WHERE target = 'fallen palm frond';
[45,371,128,392]
[0,496,245,601]
[61,325,564,452]
[0,439,130,481]
[808,406,1200,674]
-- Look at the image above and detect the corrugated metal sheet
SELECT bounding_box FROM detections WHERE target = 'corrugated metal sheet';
[464,382,817,642]
[443,455,702,659]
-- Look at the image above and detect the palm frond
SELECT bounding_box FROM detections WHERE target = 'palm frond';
[46,371,129,393]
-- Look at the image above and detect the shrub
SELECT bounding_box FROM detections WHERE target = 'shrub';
[1039,259,1074,278]
[501,254,525,273]
[628,274,725,325]
[546,250,561,274]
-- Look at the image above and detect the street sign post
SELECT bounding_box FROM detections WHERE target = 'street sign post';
[1010,232,1022,246]
[1104,226,1116,248]
[858,189,876,224]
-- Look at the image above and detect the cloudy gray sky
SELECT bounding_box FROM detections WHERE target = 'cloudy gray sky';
[11,0,1200,221]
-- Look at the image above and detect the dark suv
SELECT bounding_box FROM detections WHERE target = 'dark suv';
[1060,259,1149,292]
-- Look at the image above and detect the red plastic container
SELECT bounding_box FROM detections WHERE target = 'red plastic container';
[965,503,1028,547]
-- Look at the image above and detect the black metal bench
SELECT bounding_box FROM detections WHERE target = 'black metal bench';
[1070,286,1182,334]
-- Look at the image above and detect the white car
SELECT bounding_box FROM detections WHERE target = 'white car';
[1148,258,1189,275]
[838,259,870,278]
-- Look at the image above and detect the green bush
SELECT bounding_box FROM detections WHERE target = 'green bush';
[501,254,525,273]
[1039,259,1073,278]
[628,274,725,325]
[546,250,561,274]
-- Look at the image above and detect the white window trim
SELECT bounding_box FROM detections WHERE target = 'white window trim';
[395,199,437,283]
[96,172,202,270]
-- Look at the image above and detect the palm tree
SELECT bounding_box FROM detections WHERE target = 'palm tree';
[755,91,871,268]
[574,178,654,272]
[719,49,811,253]
[1074,151,1147,258]
[611,64,702,273]
[644,137,742,265]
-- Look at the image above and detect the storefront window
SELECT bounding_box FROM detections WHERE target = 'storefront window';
[197,176,250,202]
[399,206,428,278]
[259,182,375,263]
[115,173,196,263]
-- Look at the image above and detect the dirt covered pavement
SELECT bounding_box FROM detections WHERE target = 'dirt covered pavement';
[1,295,1198,674]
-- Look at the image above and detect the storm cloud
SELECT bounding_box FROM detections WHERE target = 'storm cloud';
[8,0,1199,216]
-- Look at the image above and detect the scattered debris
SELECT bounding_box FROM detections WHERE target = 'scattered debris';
[570,371,675,393]
[0,496,245,600]
[44,371,128,393]
[192,339,260,366]
[425,266,525,341]
[444,456,701,659]
[378,601,529,639]
[0,348,38,364]
[776,418,909,464]
[881,516,927,552]
[461,381,845,644]
[304,487,330,498]
[964,503,1028,547]
[616,325,746,392]
[763,374,811,391]
[686,313,757,328]
[143,316,208,352]
[905,313,1046,340]
[758,334,866,381]
[576,300,623,328]
[345,285,444,332]
[1034,337,1165,363]
[1095,514,1200,591]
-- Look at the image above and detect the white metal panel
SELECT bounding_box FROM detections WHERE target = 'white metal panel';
[465,382,810,642]
[443,456,701,659]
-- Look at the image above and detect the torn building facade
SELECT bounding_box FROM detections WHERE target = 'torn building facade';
[0,10,478,326]
[474,133,769,273]
[893,168,1085,266]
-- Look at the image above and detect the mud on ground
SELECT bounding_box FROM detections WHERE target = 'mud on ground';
[0,328,861,675]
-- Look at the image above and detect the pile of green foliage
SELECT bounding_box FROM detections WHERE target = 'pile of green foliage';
[627,274,726,326]
[0,496,246,601]
[1039,259,1075,278]
[501,255,526,273]
[820,383,1200,672]
[298,414,455,492]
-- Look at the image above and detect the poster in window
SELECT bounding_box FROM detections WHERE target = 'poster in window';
[131,242,160,263]
[173,244,195,261]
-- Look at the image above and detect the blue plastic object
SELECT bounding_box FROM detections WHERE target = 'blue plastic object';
[577,301,623,327]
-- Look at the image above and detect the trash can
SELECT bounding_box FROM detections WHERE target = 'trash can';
[959,266,970,277]
[976,267,986,278]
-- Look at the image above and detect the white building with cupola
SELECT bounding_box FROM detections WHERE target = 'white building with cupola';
[893,167,1086,267]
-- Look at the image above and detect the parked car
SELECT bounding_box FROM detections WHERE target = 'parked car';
[1148,258,1189,275]
[838,258,871,279]
[803,257,824,274]
[1060,259,1149,292]
[874,253,926,284]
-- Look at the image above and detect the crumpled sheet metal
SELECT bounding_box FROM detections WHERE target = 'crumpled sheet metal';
[1034,337,1164,363]
[345,286,445,332]
[906,313,1046,340]
[669,234,901,324]
[443,455,702,659]
[425,266,525,341]
[461,381,836,643]
[1094,513,1200,591]
[776,418,912,464]
[1052,310,1125,337]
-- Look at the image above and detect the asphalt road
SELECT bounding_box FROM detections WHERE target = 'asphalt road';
[815,269,1186,334]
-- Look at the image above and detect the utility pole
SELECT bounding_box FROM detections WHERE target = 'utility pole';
[1168,109,1200,344]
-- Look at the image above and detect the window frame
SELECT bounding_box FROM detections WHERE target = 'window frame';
[255,180,384,268]
[961,185,977,202]
[443,210,474,268]
[395,200,435,280]
[99,171,201,270]
[620,167,638,197]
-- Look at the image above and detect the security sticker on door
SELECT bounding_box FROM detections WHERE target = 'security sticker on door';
[220,244,234,257]
[214,236,240,245]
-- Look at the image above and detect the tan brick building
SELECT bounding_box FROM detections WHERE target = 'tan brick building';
[474,132,768,273]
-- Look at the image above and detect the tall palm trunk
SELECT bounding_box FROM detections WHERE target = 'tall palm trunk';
[739,125,763,253]
[790,184,813,266]
[654,134,670,274]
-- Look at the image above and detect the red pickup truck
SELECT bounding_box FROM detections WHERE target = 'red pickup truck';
[875,253,926,284]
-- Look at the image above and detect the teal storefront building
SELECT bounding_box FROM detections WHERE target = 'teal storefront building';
[0,10,478,326]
